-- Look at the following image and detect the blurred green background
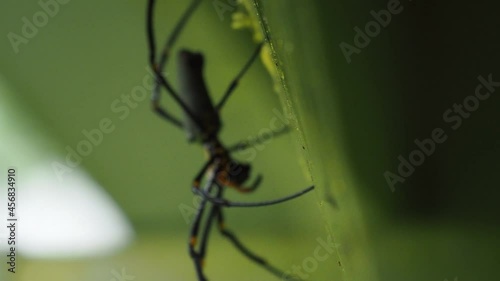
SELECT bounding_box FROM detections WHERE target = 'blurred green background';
[1,0,499,281]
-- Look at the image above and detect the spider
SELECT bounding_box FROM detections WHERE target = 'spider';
[146,0,314,280]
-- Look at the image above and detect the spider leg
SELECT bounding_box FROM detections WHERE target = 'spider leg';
[146,0,203,129]
[215,189,307,280]
[227,125,290,153]
[216,43,264,111]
